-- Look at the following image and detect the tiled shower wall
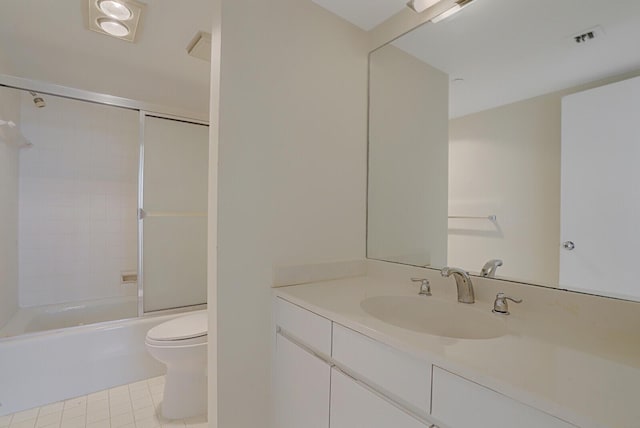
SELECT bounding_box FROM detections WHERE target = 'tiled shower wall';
[18,94,139,307]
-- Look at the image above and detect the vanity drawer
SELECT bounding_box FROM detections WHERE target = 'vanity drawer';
[332,323,431,415]
[274,297,332,356]
[431,366,576,428]
[330,368,430,428]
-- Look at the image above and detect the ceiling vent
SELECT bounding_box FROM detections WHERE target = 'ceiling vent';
[87,0,146,42]
[570,26,604,45]
[186,31,212,62]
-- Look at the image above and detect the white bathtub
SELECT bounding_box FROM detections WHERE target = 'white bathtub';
[0,308,206,416]
[0,296,138,338]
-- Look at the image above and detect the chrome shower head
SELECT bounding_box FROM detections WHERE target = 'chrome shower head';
[28,91,46,108]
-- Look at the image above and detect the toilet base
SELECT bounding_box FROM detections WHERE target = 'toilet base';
[162,368,207,420]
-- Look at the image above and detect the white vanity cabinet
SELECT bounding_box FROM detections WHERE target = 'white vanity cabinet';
[330,368,430,428]
[274,296,578,428]
[274,333,331,428]
[274,298,332,428]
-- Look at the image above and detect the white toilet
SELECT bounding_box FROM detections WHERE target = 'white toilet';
[145,311,208,420]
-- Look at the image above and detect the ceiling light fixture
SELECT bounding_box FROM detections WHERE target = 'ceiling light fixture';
[98,0,133,20]
[431,0,475,23]
[98,18,130,37]
[406,0,441,13]
[87,0,145,42]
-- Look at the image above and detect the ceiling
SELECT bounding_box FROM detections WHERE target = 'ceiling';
[313,0,640,118]
[311,0,408,30]
[0,0,213,116]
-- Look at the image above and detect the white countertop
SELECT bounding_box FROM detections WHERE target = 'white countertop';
[274,274,640,428]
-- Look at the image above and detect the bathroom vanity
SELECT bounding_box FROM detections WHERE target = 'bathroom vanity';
[272,263,640,428]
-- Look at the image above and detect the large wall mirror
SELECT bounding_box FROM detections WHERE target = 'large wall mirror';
[367,0,640,301]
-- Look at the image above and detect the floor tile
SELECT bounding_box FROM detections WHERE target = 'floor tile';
[85,409,109,424]
[134,417,161,428]
[129,388,150,400]
[35,412,61,428]
[0,375,207,428]
[146,377,164,387]
[38,403,63,418]
[127,381,148,391]
[133,407,155,422]
[59,415,85,428]
[61,407,85,421]
[85,421,109,428]
[85,402,108,414]
[108,403,131,418]
[109,386,129,396]
[131,398,153,412]
[86,392,107,403]
[10,419,37,428]
[160,422,185,428]
[11,410,40,425]
[63,399,85,411]
[0,415,12,428]
[109,413,134,428]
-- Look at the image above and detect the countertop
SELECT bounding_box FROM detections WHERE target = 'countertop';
[274,274,640,428]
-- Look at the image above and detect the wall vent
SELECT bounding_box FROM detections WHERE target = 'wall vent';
[570,26,604,45]
[186,31,212,62]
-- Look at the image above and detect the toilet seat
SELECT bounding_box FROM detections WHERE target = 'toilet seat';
[145,334,207,347]
[146,312,207,342]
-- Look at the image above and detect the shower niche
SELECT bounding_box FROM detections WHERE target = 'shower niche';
[0,86,209,338]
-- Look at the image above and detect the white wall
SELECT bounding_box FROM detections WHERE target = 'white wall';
[18,94,139,307]
[0,86,21,328]
[368,45,449,267]
[211,0,368,426]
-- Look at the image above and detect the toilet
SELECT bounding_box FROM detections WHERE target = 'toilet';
[145,311,208,420]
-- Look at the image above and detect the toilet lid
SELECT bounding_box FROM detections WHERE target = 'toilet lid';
[147,312,208,341]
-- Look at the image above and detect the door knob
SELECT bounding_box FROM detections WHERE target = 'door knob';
[562,241,575,250]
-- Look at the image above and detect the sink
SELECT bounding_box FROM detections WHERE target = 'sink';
[360,296,507,339]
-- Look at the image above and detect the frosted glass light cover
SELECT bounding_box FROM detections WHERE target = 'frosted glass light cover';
[98,19,130,37]
[98,0,133,20]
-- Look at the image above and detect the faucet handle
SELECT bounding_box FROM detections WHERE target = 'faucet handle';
[410,278,432,296]
[492,292,522,315]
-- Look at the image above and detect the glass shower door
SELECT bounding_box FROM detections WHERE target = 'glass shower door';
[139,114,209,313]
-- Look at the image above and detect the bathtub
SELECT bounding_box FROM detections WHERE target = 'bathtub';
[0,308,206,416]
[0,296,139,338]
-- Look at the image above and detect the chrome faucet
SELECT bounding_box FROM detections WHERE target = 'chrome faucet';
[480,259,503,278]
[441,267,475,304]
[492,292,522,315]
[411,278,432,296]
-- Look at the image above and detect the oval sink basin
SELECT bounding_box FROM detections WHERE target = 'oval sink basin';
[360,296,507,340]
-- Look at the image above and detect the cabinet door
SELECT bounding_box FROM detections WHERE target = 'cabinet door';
[275,333,331,428]
[431,367,576,428]
[330,368,429,428]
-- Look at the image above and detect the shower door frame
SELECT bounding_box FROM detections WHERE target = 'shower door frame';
[0,73,209,320]
[137,111,209,316]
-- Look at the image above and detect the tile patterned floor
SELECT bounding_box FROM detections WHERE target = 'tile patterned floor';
[0,376,207,428]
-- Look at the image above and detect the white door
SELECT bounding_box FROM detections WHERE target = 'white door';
[560,76,640,300]
[330,368,429,428]
[275,333,331,428]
